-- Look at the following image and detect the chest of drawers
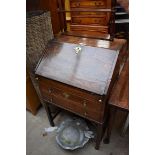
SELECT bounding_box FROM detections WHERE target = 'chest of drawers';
[69,0,114,36]
[35,35,127,149]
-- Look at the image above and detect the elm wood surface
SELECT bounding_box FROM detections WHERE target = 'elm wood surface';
[35,35,127,149]
[104,59,129,144]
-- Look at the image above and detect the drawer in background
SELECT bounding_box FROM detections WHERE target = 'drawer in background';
[70,24,109,34]
[70,0,111,9]
[71,11,110,17]
[71,17,108,25]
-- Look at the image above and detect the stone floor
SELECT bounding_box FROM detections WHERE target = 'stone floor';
[26,107,129,155]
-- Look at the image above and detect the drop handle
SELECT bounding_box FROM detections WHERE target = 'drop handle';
[48,89,52,94]
[83,101,87,107]
[63,92,70,99]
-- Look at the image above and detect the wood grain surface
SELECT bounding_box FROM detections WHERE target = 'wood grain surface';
[109,59,129,110]
[35,40,119,95]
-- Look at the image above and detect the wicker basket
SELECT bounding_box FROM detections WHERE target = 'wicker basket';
[26,10,54,72]
[26,10,54,104]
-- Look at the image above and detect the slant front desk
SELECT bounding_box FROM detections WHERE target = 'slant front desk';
[35,35,126,149]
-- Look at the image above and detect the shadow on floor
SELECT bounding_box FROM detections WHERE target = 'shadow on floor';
[26,107,129,155]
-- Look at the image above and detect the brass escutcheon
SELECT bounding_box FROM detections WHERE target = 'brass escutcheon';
[99,99,102,103]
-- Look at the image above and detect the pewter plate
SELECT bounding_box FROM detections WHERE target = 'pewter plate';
[56,119,89,150]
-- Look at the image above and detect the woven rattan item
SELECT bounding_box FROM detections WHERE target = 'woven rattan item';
[26,10,54,72]
[26,10,54,104]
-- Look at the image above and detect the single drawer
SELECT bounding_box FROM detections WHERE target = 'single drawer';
[39,77,104,122]
[71,11,109,16]
[39,77,103,103]
[51,93,102,122]
[71,17,108,25]
[70,24,109,34]
[70,0,109,9]
[40,82,102,112]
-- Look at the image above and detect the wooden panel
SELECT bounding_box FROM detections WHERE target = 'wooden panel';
[109,60,129,110]
[48,0,61,34]
[26,72,41,115]
[62,31,111,40]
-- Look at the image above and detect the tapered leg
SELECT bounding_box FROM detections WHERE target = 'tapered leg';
[95,123,103,150]
[103,106,116,144]
[44,102,55,127]
[121,113,129,137]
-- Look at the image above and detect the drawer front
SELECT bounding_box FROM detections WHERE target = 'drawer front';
[70,0,108,9]
[71,17,108,25]
[39,77,103,103]
[71,11,108,16]
[70,24,108,34]
[39,77,104,122]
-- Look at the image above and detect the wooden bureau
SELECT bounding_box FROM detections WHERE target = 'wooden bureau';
[35,35,127,149]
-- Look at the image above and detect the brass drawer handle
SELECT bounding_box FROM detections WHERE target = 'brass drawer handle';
[50,98,53,102]
[84,112,87,116]
[63,92,70,99]
[48,89,52,94]
[83,100,87,107]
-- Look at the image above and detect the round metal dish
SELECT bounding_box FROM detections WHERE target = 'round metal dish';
[56,119,89,150]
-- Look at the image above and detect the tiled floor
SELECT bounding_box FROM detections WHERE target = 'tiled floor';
[27,107,129,155]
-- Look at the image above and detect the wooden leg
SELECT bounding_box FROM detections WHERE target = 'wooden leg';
[103,106,116,144]
[121,113,129,137]
[44,102,55,127]
[95,123,103,150]
[101,114,109,140]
